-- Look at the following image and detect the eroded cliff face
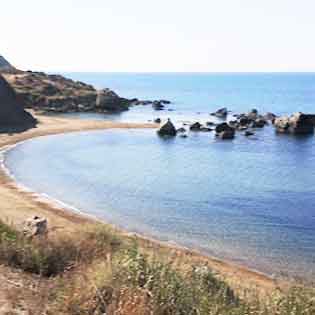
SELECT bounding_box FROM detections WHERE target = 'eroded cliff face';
[0,74,36,128]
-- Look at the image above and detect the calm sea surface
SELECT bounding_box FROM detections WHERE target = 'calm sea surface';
[5,73,315,280]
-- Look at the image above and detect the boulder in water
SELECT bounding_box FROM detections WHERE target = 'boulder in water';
[157,119,177,136]
[215,122,235,139]
[274,112,315,135]
[189,122,202,131]
[212,107,228,118]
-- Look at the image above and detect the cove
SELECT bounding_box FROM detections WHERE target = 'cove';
[4,128,315,280]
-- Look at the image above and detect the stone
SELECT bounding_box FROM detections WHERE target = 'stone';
[213,107,228,118]
[23,216,47,237]
[190,122,202,131]
[157,119,177,136]
[200,127,212,132]
[0,75,37,129]
[245,130,254,136]
[96,88,130,112]
[215,122,235,139]
[251,118,266,128]
[152,101,165,110]
[264,112,277,122]
[274,112,315,135]
[154,118,161,123]
[206,121,215,126]
[177,127,186,133]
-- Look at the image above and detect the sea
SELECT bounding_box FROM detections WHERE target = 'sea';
[4,73,315,280]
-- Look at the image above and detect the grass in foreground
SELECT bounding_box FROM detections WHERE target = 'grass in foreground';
[0,219,120,276]
[1,219,314,314]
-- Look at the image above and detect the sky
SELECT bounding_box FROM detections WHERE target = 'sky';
[1,0,315,72]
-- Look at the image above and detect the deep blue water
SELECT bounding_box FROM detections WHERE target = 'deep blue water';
[5,73,315,280]
[61,72,315,123]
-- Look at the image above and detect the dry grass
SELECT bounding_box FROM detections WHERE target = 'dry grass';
[1,220,315,315]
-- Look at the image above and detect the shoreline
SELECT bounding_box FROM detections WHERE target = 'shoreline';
[0,113,288,295]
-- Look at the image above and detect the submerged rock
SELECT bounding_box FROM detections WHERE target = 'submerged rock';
[157,119,177,136]
[245,130,254,136]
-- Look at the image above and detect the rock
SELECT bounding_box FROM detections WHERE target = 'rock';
[218,129,235,139]
[248,109,258,120]
[200,127,212,132]
[264,112,277,122]
[206,121,215,126]
[154,118,161,123]
[0,55,19,73]
[215,122,235,139]
[251,118,266,128]
[212,107,228,118]
[274,112,315,135]
[190,122,202,131]
[177,127,186,133]
[23,216,47,237]
[160,100,171,104]
[152,101,165,110]
[96,88,130,112]
[245,131,254,136]
[239,115,251,126]
[179,134,188,138]
[134,100,153,105]
[157,119,177,136]
[0,74,37,129]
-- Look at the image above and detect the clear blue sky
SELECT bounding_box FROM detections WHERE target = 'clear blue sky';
[1,0,315,72]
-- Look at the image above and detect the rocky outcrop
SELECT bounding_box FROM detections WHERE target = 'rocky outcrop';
[215,122,235,139]
[4,71,136,113]
[96,88,131,112]
[274,112,315,135]
[157,119,177,136]
[0,74,36,129]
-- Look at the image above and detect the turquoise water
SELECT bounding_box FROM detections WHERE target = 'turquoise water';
[5,73,315,280]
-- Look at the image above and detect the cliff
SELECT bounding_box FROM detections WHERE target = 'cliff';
[0,74,37,129]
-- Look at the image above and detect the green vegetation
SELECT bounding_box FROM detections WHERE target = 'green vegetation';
[1,219,314,314]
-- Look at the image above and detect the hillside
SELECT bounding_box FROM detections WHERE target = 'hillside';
[0,74,36,129]
[4,71,136,113]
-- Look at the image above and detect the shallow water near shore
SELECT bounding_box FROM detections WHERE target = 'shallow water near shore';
[5,126,315,280]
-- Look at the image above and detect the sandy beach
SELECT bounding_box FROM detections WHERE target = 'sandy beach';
[0,113,286,298]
